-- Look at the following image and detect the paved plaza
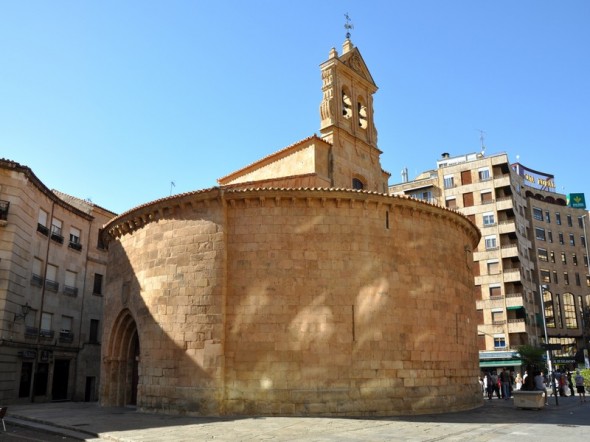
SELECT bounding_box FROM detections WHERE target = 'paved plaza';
[2,394,590,441]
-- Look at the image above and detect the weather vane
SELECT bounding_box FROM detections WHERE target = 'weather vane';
[344,13,354,39]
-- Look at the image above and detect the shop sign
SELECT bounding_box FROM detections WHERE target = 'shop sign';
[567,193,586,209]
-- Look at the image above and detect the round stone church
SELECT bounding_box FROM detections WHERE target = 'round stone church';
[100,37,481,416]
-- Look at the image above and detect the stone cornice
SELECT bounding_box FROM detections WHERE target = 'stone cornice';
[104,187,481,247]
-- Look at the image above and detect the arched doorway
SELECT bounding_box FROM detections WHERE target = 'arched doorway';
[103,310,140,407]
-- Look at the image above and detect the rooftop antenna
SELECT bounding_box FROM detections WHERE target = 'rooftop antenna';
[478,129,486,155]
[344,13,354,39]
[170,181,175,196]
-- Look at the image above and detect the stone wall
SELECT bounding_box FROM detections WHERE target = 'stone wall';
[101,188,481,416]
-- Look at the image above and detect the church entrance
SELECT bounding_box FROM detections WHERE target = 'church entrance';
[103,310,140,407]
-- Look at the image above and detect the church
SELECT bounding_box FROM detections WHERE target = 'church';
[99,36,481,416]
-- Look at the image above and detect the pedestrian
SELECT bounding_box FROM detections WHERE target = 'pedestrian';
[490,372,500,399]
[575,370,586,403]
[534,371,548,405]
[567,371,575,397]
[515,372,523,390]
[500,367,511,399]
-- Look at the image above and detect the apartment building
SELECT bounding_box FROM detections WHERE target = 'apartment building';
[390,151,589,370]
[0,159,116,403]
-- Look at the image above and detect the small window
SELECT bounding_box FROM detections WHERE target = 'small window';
[548,231,553,243]
[492,310,504,324]
[89,319,100,343]
[445,197,457,209]
[569,233,575,246]
[550,251,556,263]
[553,271,559,284]
[69,227,82,251]
[487,260,500,274]
[564,272,570,285]
[576,273,581,286]
[561,252,567,264]
[540,269,551,283]
[480,191,493,204]
[482,212,495,226]
[93,273,104,296]
[342,87,352,119]
[484,235,497,250]
[579,217,585,229]
[352,178,364,190]
[41,312,53,334]
[61,316,73,333]
[489,286,502,298]
[556,213,562,225]
[582,236,587,248]
[533,207,543,221]
[443,175,454,189]
[494,336,506,349]
[357,98,368,129]
[567,215,573,227]
[545,211,551,223]
[535,228,546,241]
[559,233,564,245]
[573,253,578,266]
[478,168,490,181]
[538,248,548,262]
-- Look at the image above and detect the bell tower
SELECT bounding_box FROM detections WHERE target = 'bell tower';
[318,34,386,192]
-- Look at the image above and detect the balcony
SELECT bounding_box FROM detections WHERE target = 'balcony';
[50,231,64,244]
[507,319,526,333]
[503,268,521,282]
[39,328,55,339]
[68,241,82,251]
[505,293,524,309]
[45,279,59,292]
[496,197,514,211]
[493,175,511,188]
[37,223,49,236]
[498,220,516,234]
[501,244,518,258]
[30,274,43,287]
[63,285,78,297]
[59,331,74,343]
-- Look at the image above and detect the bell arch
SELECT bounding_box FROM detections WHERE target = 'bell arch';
[102,309,140,407]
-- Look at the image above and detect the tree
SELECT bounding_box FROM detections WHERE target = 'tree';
[517,345,546,369]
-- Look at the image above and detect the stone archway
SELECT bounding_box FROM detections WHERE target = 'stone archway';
[102,310,140,407]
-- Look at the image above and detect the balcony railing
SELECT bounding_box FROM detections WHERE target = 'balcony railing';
[59,331,74,343]
[45,279,59,292]
[50,232,64,244]
[25,326,38,338]
[63,285,78,297]
[68,241,82,251]
[37,223,49,236]
[39,329,55,338]
[30,274,43,287]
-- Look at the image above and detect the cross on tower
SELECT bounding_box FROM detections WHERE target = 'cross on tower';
[344,13,354,39]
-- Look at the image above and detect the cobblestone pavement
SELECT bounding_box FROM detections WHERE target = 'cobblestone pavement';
[3,395,590,441]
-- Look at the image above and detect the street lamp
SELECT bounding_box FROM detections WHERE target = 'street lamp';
[539,284,559,405]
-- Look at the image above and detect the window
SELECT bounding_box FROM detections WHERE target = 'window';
[550,251,555,263]
[494,336,506,349]
[480,191,493,204]
[548,231,553,243]
[567,215,573,227]
[487,260,500,274]
[569,233,575,246]
[543,291,555,328]
[463,192,474,207]
[445,197,457,209]
[535,228,546,241]
[89,319,100,343]
[484,235,497,250]
[573,253,578,265]
[64,270,78,296]
[545,211,551,223]
[555,295,563,328]
[483,212,495,226]
[492,310,504,324]
[50,218,64,244]
[478,168,490,181]
[352,178,364,190]
[576,273,581,286]
[37,209,49,235]
[537,248,548,262]
[443,175,454,189]
[553,271,559,283]
[410,190,432,202]
[93,273,103,295]
[556,213,562,225]
[559,233,564,245]
[489,285,502,298]
[40,312,53,335]
[540,269,551,283]
[533,207,543,221]
[561,252,567,264]
[585,254,588,267]
[564,272,570,285]
[32,257,43,286]
[582,236,587,248]
[579,217,585,229]
[60,316,74,342]
[45,264,58,292]
[69,227,82,251]
[97,228,106,250]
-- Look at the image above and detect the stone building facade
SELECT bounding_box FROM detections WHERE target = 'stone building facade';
[0,159,115,403]
[100,38,482,416]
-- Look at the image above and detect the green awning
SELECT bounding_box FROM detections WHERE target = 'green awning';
[506,306,524,310]
[479,359,523,368]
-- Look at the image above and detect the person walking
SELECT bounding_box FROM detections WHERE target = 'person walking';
[500,368,511,400]
[574,370,586,403]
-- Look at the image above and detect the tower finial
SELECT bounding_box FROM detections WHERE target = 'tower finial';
[344,13,354,40]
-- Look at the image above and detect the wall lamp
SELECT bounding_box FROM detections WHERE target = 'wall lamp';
[13,302,31,322]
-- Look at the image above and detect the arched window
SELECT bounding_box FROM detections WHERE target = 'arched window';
[543,290,555,328]
[352,178,364,190]
[342,87,352,119]
[357,97,368,129]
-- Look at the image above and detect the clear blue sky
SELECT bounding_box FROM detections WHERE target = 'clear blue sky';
[1,1,588,214]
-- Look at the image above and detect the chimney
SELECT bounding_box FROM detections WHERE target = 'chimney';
[441,152,450,159]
